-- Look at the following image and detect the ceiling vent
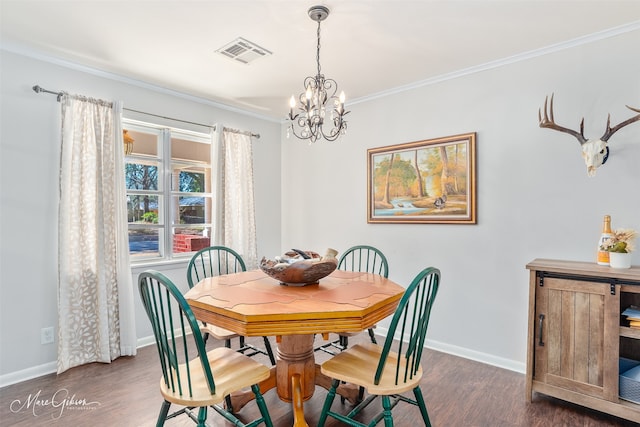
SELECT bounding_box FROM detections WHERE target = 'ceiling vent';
[216,38,272,64]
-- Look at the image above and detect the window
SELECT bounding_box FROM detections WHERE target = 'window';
[124,119,213,262]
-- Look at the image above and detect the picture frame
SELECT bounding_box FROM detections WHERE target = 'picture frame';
[367,132,477,224]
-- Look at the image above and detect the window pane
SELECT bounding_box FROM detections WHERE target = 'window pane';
[172,195,211,225]
[128,195,161,224]
[171,136,210,163]
[125,162,159,190]
[175,168,207,192]
[129,228,161,258]
[173,227,211,255]
[125,128,158,156]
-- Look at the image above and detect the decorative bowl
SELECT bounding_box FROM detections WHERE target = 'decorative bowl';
[259,249,338,286]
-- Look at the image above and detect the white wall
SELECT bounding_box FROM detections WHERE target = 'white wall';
[281,29,640,371]
[0,51,282,383]
[2,28,639,384]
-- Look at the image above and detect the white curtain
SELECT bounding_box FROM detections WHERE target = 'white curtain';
[57,94,136,374]
[211,128,258,268]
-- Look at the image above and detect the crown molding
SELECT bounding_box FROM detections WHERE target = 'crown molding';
[348,20,640,106]
[1,41,280,124]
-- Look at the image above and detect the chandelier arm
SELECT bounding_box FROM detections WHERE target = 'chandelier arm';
[319,127,341,142]
[290,124,320,143]
[288,124,307,140]
[322,78,338,100]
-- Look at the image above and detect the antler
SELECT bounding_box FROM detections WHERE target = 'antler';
[538,93,587,145]
[600,105,640,142]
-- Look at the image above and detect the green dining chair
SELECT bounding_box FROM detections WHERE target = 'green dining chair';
[316,245,389,355]
[318,267,440,427]
[338,245,389,278]
[187,246,276,366]
[138,270,274,427]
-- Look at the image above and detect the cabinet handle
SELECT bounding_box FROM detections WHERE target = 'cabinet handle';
[538,314,545,347]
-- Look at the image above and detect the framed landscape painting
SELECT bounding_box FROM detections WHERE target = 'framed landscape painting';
[367,132,476,224]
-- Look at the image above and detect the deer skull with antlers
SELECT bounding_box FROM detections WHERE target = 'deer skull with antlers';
[538,94,640,176]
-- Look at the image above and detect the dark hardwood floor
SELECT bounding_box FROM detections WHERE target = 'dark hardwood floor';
[1,334,636,427]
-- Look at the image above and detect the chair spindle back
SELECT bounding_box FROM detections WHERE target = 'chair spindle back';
[338,245,389,278]
[375,267,440,386]
[187,246,247,288]
[139,270,216,397]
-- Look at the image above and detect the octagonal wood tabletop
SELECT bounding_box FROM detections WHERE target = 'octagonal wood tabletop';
[185,269,405,337]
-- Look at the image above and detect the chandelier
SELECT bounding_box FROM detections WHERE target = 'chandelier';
[123,129,135,155]
[287,5,349,143]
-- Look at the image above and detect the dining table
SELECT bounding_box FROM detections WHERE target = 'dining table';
[184,268,405,427]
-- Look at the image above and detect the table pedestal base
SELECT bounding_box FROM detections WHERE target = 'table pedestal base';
[228,334,360,427]
[276,335,316,403]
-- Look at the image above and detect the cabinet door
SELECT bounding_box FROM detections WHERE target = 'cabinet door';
[534,277,619,401]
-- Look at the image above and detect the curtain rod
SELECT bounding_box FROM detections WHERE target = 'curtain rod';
[32,85,260,139]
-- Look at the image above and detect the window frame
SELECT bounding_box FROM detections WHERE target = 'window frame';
[123,118,213,265]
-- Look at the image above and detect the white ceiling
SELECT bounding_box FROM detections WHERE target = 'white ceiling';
[2,1,640,120]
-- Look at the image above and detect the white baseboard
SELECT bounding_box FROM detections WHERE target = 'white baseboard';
[425,338,526,374]
[136,335,157,349]
[375,326,526,374]
[0,361,57,388]
[1,333,525,388]
[0,335,158,388]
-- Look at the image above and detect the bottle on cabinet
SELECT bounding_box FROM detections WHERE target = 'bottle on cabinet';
[597,215,613,265]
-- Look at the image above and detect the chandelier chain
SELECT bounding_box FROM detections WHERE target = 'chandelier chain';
[316,19,322,77]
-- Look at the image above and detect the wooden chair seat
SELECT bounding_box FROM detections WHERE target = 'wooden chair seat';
[160,346,271,407]
[200,323,239,341]
[321,342,422,395]
[340,324,376,338]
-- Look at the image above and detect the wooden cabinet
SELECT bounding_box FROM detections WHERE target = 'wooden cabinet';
[526,259,640,423]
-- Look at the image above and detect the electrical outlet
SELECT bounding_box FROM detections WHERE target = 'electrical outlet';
[41,327,54,344]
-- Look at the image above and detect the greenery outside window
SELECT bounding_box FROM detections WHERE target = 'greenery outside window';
[124,119,213,262]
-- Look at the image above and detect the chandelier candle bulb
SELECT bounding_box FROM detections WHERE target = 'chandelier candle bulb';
[289,96,296,114]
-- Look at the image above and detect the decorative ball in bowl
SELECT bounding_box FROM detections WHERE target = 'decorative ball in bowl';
[259,249,338,286]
